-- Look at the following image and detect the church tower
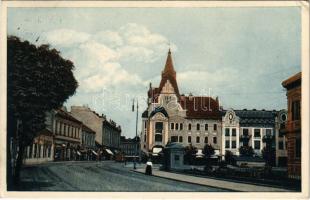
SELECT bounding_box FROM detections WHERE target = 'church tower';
[158,49,180,99]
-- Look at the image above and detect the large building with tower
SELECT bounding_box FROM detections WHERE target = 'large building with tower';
[141,50,222,157]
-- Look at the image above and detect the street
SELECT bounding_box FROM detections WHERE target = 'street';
[19,161,229,192]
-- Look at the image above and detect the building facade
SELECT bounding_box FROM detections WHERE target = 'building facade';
[282,72,301,179]
[275,110,288,167]
[102,120,121,150]
[141,50,222,156]
[120,136,140,156]
[53,109,82,161]
[24,111,54,164]
[221,109,277,158]
[70,106,105,145]
[80,124,96,160]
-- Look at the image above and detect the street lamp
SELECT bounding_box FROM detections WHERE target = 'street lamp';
[132,99,139,170]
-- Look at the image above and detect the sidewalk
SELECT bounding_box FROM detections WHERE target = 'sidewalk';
[134,168,295,192]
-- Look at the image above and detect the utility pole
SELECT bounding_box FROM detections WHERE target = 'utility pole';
[132,99,139,169]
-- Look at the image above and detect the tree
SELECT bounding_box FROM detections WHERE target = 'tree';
[7,36,78,189]
[203,144,215,169]
[239,146,254,157]
[225,150,235,165]
[262,134,276,167]
[184,144,197,165]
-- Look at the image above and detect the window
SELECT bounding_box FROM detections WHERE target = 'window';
[243,129,249,136]
[175,155,180,161]
[180,123,183,130]
[196,124,200,131]
[266,129,272,137]
[213,137,217,144]
[225,140,230,148]
[63,124,66,136]
[176,123,179,130]
[225,128,230,136]
[214,124,217,131]
[254,129,261,138]
[171,136,178,143]
[205,124,208,131]
[144,121,147,129]
[188,123,192,131]
[155,134,162,142]
[254,141,261,149]
[155,122,163,133]
[170,123,174,130]
[188,136,192,143]
[232,141,236,148]
[278,141,284,150]
[179,136,183,143]
[144,134,146,142]
[292,100,301,121]
[204,137,208,143]
[232,128,236,136]
[295,138,301,158]
[196,136,200,143]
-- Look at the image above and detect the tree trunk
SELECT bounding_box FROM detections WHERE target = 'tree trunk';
[13,142,25,190]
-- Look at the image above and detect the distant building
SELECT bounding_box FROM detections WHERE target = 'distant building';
[53,109,83,161]
[71,105,121,151]
[282,72,301,179]
[102,120,121,150]
[80,124,96,160]
[120,136,140,156]
[141,49,222,157]
[70,106,105,145]
[221,109,277,157]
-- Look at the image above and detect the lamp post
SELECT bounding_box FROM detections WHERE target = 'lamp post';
[132,99,139,169]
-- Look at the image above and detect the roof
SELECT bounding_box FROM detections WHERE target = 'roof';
[158,50,180,98]
[150,107,169,118]
[282,72,301,90]
[82,124,96,134]
[56,109,82,124]
[142,110,148,118]
[180,96,221,120]
[234,110,277,127]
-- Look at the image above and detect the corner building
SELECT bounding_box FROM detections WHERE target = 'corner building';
[141,50,222,156]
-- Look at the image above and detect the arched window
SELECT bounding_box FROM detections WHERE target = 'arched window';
[179,136,183,143]
[197,124,200,131]
[204,137,208,143]
[196,136,200,143]
[188,136,192,143]
[188,123,192,131]
[205,124,208,131]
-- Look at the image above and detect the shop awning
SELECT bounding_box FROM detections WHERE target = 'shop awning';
[152,147,162,156]
[196,149,204,158]
[105,149,114,155]
[92,150,98,155]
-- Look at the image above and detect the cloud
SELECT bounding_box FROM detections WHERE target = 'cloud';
[43,29,90,47]
[40,23,175,94]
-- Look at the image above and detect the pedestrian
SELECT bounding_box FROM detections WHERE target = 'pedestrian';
[145,159,153,175]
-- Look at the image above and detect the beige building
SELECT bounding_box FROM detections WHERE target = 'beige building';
[141,50,222,156]
[71,106,104,145]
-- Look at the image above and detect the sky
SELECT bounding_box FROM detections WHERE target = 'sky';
[8,7,301,138]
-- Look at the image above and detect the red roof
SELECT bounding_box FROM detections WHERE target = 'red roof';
[180,96,221,119]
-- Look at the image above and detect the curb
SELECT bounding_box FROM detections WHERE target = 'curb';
[131,170,237,192]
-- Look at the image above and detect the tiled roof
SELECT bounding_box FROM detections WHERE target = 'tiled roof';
[180,96,221,120]
[56,109,82,124]
[234,110,277,127]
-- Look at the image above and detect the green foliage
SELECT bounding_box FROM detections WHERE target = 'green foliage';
[7,36,78,145]
[239,146,254,157]
[203,144,215,158]
[224,150,235,165]
[184,144,197,165]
